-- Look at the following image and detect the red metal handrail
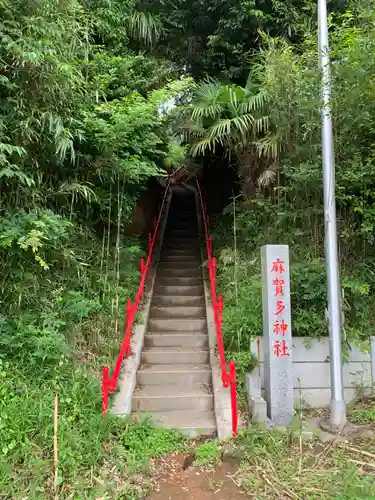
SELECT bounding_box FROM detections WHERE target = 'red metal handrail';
[196,179,238,436]
[101,182,170,416]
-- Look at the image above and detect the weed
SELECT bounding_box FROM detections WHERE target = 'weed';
[348,397,375,424]
[234,426,375,499]
[0,231,186,499]
[194,440,221,468]
[122,416,186,468]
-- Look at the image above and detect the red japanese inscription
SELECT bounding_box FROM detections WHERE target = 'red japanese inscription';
[271,258,285,274]
[273,319,288,336]
[273,340,290,357]
[273,278,285,297]
[275,300,286,316]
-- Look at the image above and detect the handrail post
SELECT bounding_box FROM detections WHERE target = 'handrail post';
[229,361,238,436]
[140,257,145,275]
[196,176,238,437]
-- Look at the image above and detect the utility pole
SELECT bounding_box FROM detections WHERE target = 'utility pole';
[318,0,346,429]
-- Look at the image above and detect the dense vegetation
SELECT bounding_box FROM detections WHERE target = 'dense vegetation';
[191,2,375,370]
[1,0,375,496]
[0,0,189,496]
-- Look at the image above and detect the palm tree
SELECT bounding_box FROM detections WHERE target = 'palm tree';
[183,78,276,197]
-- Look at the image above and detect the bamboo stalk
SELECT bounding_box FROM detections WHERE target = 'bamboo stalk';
[53,394,59,497]
[100,226,106,274]
[103,183,112,299]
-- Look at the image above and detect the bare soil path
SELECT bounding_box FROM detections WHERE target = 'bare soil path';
[148,453,246,500]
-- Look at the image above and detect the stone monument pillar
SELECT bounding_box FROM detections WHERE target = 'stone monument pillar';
[261,245,293,425]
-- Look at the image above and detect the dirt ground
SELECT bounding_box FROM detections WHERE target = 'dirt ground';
[148,453,246,500]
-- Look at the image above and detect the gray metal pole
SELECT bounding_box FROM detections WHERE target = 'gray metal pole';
[318,0,346,429]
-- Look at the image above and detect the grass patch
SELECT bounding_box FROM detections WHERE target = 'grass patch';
[194,440,221,468]
[0,360,185,498]
[348,396,375,425]
[233,426,375,499]
[0,237,185,498]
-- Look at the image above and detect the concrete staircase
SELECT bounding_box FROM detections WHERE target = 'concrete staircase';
[132,191,216,437]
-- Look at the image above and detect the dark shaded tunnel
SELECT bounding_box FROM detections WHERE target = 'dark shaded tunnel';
[126,155,240,249]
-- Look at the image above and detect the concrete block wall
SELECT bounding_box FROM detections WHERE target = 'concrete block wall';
[251,337,375,408]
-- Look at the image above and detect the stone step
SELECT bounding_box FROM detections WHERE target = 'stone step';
[165,225,195,230]
[157,267,202,277]
[156,276,202,286]
[130,192,217,434]
[159,252,200,260]
[163,236,199,243]
[153,284,203,296]
[148,317,206,332]
[144,332,208,348]
[150,306,205,318]
[164,237,198,243]
[167,230,197,236]
[159,257,201,265]
[163,240,199,246]
[161,247,199,254]
[167,222,196,228]
[142,347,209,364]
[152,295,205,307]
[133,410,216,437]
[162,246,200,253]
[137,364,212,385]
[158,261,201,270]
[166,228,196,234]
[159,252,201,266]
[132,385,214,412]
[168,211,195,216]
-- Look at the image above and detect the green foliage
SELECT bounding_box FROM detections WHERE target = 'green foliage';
[184,79,269,196]
[0,230,161,496]
[206,5,375,403]
[0,0,191,492]
[2,0,375,494]
[194,440,221,468]
[348,396,375,424]
[122,416,185,467]
[0,361,183,497]
[148,0,347,83]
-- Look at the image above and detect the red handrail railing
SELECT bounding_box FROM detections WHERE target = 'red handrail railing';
[196,179,238,436]
[101,182,171,416]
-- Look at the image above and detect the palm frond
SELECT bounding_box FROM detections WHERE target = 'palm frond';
[190,136,220,156]
[258,162,279,188]
[256,134,280,160]
[191,103,223,121]
[238,91,269,114]
[220,84,246,107]
[253,115,270,134]
[127,11,161,45]
[208,114,255,140]
[193,78,222,100]
[58,181,98,203]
